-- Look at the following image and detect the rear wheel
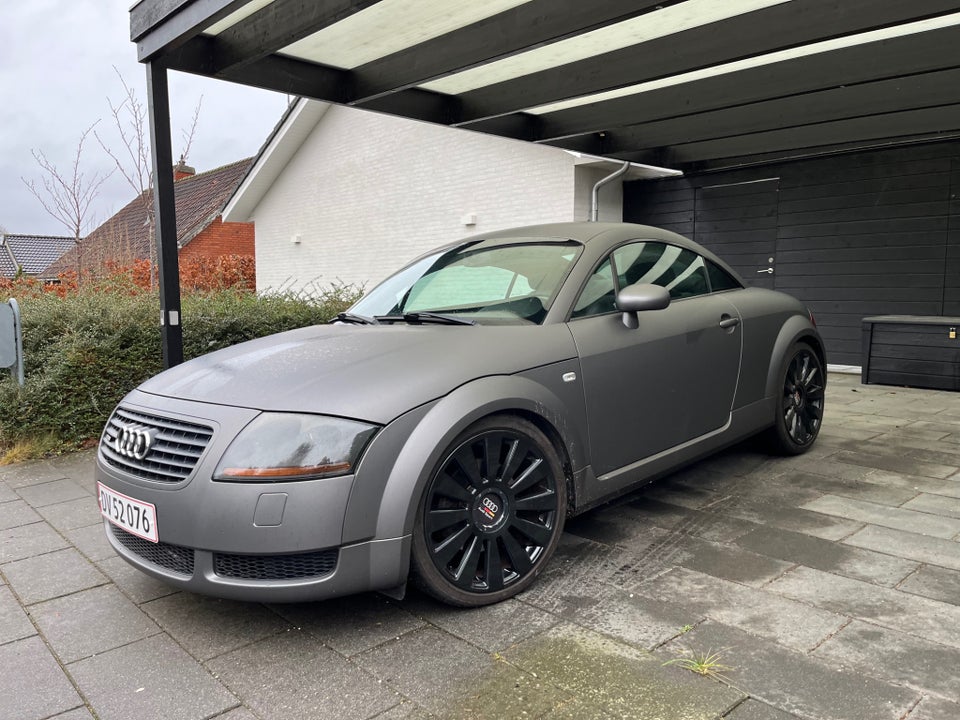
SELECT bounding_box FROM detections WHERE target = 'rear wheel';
[767,343,825,455]
[412,415,566,607]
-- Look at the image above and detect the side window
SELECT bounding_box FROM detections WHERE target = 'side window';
[613,242,709,300]
[570,242,722,319]
[571,259,616,318]
[706,261,741,292]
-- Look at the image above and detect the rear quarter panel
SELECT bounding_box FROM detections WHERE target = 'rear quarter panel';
[724,288,821,407]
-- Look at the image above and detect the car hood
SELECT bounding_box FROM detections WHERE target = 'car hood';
[138,323,577,423]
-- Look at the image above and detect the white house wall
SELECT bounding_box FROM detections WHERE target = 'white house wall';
[574,165,625,223]
[252,104,577,294]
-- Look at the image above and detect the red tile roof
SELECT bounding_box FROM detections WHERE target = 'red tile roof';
[45,158,253,277]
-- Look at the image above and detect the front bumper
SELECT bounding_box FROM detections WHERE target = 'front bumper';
[102,518,410,602]
[95,390,410,601]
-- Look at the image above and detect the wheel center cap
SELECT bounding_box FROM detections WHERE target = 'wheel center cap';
[473,490,507,531]
[793,389,804,407]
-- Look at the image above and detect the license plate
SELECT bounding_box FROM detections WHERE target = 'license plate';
[97,482,158,543]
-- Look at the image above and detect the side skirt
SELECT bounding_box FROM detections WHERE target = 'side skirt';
[572,397,774,514]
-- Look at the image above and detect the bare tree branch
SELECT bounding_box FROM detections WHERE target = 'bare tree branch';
[96,68,151,200]
[20,122,114,281]
[94,70,204,288]
[180,94,203,164]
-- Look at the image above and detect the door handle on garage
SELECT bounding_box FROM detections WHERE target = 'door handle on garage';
[757,267,774,274]
[719,315,740,329]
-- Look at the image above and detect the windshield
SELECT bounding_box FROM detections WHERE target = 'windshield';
[350,238,582,325]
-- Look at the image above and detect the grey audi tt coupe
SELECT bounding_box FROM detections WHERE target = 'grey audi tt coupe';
[96,222,825,607]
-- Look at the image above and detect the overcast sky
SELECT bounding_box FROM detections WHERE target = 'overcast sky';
[0,0,289,236]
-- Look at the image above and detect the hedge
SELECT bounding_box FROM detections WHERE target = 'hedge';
[0,270,360,453]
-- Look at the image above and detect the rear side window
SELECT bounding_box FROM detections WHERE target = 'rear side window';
[706,261,741,292]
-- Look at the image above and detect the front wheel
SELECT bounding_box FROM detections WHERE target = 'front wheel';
[766,342,825,455]
[411,415,566,607]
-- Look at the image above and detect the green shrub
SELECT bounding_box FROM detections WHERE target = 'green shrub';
[0,282,360,454]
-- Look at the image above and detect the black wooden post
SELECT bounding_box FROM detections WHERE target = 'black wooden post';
[146,62,184,368]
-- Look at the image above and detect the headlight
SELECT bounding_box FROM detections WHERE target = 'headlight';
[214,413,378,481]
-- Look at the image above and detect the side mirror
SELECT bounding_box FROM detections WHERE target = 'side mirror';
[616,283,670,329]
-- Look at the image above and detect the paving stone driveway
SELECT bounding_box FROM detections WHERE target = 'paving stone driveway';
[3,373,960,720]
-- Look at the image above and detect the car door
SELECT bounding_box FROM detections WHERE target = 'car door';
[567,241,742,478]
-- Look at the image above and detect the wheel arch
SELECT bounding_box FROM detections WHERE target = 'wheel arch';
[510,408,578,516]
[764,316,827,401]
[371,374,586,542]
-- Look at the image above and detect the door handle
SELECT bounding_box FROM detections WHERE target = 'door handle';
[757,267,774,274]
[719,315,740,329]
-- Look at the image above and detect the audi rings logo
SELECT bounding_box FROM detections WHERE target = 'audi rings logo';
[113,423,157,460]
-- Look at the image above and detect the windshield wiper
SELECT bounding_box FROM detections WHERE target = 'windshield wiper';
[332,312,379,325]
[375,312,477,326]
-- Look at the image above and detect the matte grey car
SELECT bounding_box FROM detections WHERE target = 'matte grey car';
[95,222,825,607]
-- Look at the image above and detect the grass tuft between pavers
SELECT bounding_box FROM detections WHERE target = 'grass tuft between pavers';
[502,623,744,720]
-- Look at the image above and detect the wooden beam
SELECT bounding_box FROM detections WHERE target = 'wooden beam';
[455,0,960,124]
[680,133,960,173]
[134,0,249,60]
[162,36,351,103]
[164,34,462,125]
[348,0,680,103]
[661,104,960,166]
[576,68,960,156]
[209,0,383,74]
[358,88,460,125]
[534,24,960,142]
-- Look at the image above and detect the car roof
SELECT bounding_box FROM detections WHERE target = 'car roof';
[466,222,702,251]
[398,222,744,287]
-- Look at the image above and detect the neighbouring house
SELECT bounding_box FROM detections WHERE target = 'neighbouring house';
[0,233,75,280]
[222,99,678,292]
[46,158,255,279]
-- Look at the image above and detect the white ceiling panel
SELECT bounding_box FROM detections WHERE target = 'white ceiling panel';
[204,0,274,35]
[421,0,790,95]
[526,11,960,115]
[279,0,531,69]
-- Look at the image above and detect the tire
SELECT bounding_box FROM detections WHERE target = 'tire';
[766,342,825,455]
[411,415,567,607]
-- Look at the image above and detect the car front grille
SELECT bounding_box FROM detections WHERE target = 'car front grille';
[110,523,195,576]
[101,406,213,483]
[213,549,339,581]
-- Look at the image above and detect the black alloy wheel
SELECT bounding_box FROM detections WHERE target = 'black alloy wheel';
[412,415,566,607]
[770,343,825,454]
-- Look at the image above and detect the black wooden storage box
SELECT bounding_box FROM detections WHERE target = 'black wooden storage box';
[861,315,960,391]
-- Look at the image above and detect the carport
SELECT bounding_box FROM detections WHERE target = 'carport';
[130,0,960,366]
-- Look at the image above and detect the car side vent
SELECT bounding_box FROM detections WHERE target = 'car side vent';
[110,524,195,577]
[213,549,339,580]
[101,406,213,483]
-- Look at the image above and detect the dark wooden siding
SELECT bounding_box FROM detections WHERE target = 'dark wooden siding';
[625,140,960,365]
[626,183,695,237]
[946,159,960,316]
